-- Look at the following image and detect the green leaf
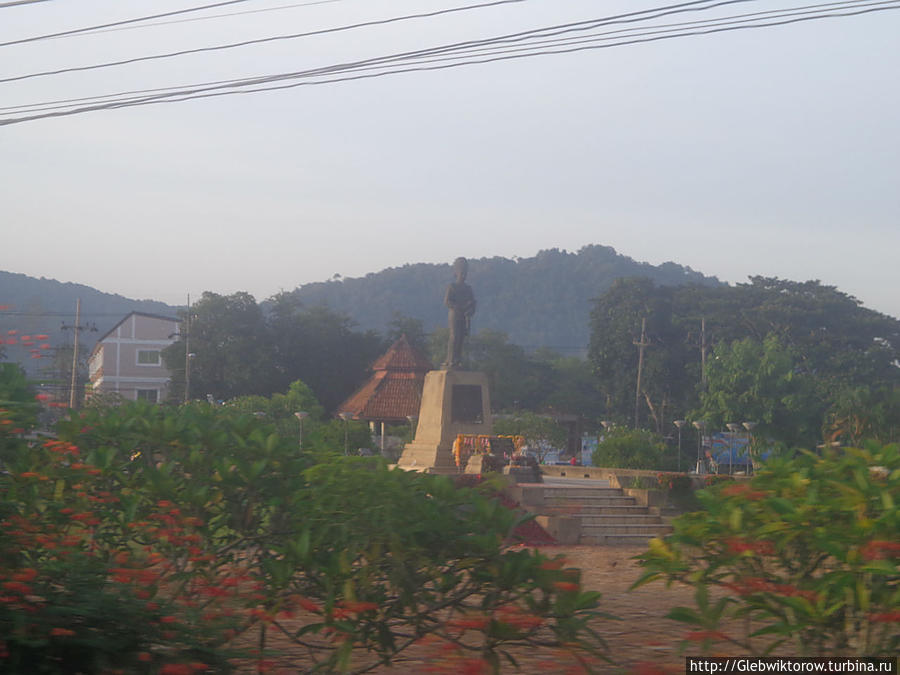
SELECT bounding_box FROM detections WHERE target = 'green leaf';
[665,606,705,626]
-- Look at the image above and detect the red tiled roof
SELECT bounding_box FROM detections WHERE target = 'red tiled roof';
[337,335,432,422]
[370,334,432,372]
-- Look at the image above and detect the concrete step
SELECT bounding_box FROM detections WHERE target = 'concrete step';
[541,487,624,498]
[580,514,664,526]
[519,479,673,546]
[544,495,638,507]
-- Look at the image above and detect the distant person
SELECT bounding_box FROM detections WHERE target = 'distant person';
[569,455,577,466]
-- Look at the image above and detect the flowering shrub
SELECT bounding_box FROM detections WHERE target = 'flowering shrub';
[633,442,899,656]
[1,402,611,673]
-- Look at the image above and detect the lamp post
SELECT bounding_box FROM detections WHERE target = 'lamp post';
[294,411,308,449]
[673,420,686,472]
[742,421,757,473]
[338,412,353,455]
[692,420,706,473]
[726,423,741,475]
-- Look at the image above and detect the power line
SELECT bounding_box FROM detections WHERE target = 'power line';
[0,0,528,84]
[74,1,352,37]
[0,0,53,7]
[0,0,257,47]
[2,0,896,124]
[0,0,772,112]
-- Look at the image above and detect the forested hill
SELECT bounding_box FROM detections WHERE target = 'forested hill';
[285,245,720,352]
[0,271,178,375]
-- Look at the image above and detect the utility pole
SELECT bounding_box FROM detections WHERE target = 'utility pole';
[633,317,649,429]
[184,294,191,403]
[700,317,707,389]
[68,298,81,409]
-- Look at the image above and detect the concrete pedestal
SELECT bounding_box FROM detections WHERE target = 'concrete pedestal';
[397,369,492,474]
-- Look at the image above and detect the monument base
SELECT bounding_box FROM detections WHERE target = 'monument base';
[397,369,492,475]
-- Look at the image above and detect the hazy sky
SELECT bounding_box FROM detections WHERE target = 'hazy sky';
[2,0,898,319]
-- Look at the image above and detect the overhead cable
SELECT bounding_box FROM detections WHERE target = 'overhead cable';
[0,0,256,47]
[1,0,897,124]
[0,0,53,7]
[0,0,528,84]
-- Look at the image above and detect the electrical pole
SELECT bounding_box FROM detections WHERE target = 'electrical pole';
[700,317,707,389]
[184,294,191,404]
[633,317,648,429]
[68,298,81,409]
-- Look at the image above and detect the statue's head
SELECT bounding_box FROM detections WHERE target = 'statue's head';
[453,257,468,282]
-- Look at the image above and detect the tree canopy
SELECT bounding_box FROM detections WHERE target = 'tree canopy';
[589,277,900,447]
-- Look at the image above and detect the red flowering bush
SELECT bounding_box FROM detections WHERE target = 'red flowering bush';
[634,442,899,656]
[1,402,611,673]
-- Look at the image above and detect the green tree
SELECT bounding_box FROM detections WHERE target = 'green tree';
[163,291,276,401]
[0,363,36,458]
[592,428,674,470]
[385,312,430,356]
[466,330,556,411]
[590,276,900,446]
[267,294,383,413]
[696,335,823,449]
[0,402,610,671]
[589,278,696,431]
[824,385,900,446]
[635,442,900,656]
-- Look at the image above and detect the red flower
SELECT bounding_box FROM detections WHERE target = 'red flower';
[726,537,775,556]
[337,600,378,613]
[13,568,37,582]
[49,627,76,637]
[34,394,50,401]
[861,540,900,560]
[160,665,193,675]
[448,615,490,631]
[539,558,566,570]
[869,611,900,623]
[291,595,321,613]
[553,581,579,592]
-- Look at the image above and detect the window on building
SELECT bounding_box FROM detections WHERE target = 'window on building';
[137,350,161,365]
[136,389,158,403]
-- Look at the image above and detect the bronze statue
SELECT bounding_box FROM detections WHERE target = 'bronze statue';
[444,257,476,368]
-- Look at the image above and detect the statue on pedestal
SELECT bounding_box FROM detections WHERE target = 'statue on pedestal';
[443,257,476,369]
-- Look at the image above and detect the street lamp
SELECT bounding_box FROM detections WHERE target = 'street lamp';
[294,411,308,449]
[673,420,686,472]
[692,420,706,473]
[726,423,741,475]
[338,412,353,455]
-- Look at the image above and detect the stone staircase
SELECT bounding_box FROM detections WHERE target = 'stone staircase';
[540,482,672,546]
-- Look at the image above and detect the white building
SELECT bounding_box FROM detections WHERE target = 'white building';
[88,312,179,403]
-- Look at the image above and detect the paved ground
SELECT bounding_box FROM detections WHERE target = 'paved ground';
[249,544,715,674]
[248,478,713,673]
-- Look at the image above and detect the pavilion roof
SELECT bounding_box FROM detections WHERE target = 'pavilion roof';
[336,334,432,422]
